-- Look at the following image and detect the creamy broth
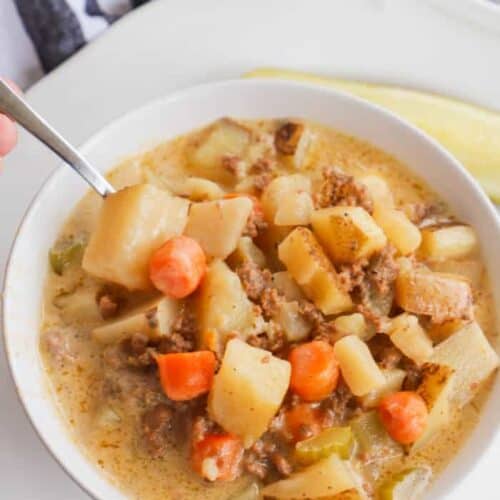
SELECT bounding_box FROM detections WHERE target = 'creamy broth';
[40,119,498,499]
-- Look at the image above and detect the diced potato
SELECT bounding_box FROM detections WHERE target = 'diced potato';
[209,338,290,446]
[274,301,312,342]
[311,206,387,264]
[177,177,226,201]
[332,489,365,500]
[83,184,189,290]
[351,411,403,462]
[107,159,144,190]
[92,297,178,344]
[427,319,469,344]
[388,314,433,365]
[198,260,258,353]
[378,467,432,500]
[278,227,353,315]
[395,267,473,323]
[262,454,359,499]
[361,369,407,409]
[184,197,253,259]
[334,336,385,396]
[359,174,394,210]
[188,118,251,184]
[430,322,499,407]
[227,237,267,269]
[334,313,372,341]
[412,363,455,451]
[261,174,312,225]
[373,208,422,255]
[272,271,305,301]
[428,259,483,289]
[293,127,314,169]
[419,225,477,260]
[274,191,314,226]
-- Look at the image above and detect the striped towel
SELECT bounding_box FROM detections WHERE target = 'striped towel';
[1,0,149,88]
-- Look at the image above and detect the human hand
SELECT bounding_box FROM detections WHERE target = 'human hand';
[0,79,19,156]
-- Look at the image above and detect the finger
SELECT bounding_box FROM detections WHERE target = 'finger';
[1,77,22,96]
[0,114,18,156]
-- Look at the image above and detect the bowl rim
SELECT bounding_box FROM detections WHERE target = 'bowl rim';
[3,78,500,499]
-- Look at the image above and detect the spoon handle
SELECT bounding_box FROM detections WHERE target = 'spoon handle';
[0,79,115,197]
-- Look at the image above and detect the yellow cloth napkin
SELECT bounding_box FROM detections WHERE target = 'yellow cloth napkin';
[246,68,500,203]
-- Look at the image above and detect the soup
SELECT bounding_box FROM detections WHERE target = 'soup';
[40,118,499,499]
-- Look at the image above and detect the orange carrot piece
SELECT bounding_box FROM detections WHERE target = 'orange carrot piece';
[288,341,340,401]
[191,433,244,481]
[156,351,216,401]
[284,403,324,442]
[378,391,429,444]
[149,235,206,298]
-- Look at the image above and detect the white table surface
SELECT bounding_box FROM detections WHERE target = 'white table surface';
[2,1,500,498]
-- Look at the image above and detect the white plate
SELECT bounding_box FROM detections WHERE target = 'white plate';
[1,1,500,498]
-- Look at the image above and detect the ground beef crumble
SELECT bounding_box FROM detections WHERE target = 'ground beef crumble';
[243,208,268,239]
[367,334,402,370]
[366,245,399,295]
[237,261,273,302]
[141,403,173,458]
[252,172,274,194]
[314,166,373,213]
[244,436,292,480]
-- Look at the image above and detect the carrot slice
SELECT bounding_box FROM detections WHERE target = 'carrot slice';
[156,351,216,401]
[378,391,428,444]
[284,403,324,443]
[149,235,206,298]
[191,433,244,481]
[288,341,340,401]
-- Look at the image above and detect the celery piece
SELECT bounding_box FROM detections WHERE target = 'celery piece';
[295,426,353,464]
[350,411,402,463]
[378,467,432,500]
[49,240,84,275]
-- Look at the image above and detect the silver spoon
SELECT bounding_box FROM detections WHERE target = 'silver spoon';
[0,79,115,197]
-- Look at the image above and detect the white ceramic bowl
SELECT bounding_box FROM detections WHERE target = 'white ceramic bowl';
[3,80,500,499]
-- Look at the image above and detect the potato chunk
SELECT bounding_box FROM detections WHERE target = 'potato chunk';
[198,260,258,353]
[311,206,387,264]
[430,321,499,407]
[187,118,251,184]
[278,227,353,315]
[184,197,252,259]
[92,297,178,344]
[388,313,433,365]
[420,224,478,261]
[83,184,189,290]
[359,174,394,209]
[373,207,422,255]
[272,271,305,301]
[274,301,312,342]
[395,267,473,323]
[262,454,359,499]
[262,174,313,226]
[334,335,385,396]
[412,363,455,451]
[227,236,267,269]
[428,259,483,289]
[209,338,290,446]
[334,313,372,341]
